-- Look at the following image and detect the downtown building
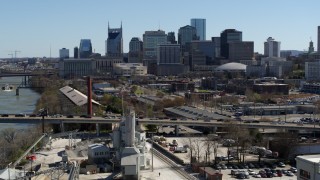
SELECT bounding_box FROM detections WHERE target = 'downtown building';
[156,44,188,76]
[143,30,168,74]
[128,37,143,63]
[178,25,198,53]
[79,39,93,58]
[220,29,253,62]
[305,60,320,81]
[220,29,242,59]
[59,48,69,59]
[190,18,206,40]
[106,23,123,57]
[264,37,280,57]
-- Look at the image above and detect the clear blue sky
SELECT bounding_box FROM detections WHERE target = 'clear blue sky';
[0,0,319,58]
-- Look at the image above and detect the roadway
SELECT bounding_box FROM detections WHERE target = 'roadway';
[0,115,319,131]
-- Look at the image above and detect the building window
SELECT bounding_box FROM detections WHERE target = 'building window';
[300,169,310,179]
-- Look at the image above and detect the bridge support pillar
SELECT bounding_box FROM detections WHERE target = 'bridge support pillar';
[60,122,65,132]
[175,125,179,136]
[16,88,19,96]
[212,127,217,133]
[96,124,100,136]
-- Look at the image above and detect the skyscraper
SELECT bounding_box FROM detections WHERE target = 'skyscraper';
[59,48,69,59]
[318,26,320,53]
[157,44,180,64]
[79,39,92,58]
[220,29,242,59]
[167,32,177,44]
[74,47,79,58]
[143,30,167,59]
[178,25,198,53]
[190,18,206,40]
[106,23,123,56]
[128,37,143,63]
[264,37,280,57]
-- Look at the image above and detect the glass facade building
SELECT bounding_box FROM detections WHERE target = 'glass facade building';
[106,23,123,56]
[191,18,206,40]
[143,30,167,59]
[220,29,242,59]
[178,25,198,53]
[79,39,92,58]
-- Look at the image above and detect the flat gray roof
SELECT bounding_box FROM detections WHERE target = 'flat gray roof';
[59,86,101,106]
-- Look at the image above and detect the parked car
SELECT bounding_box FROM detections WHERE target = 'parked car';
[290,167,297,173]
[278,162,286,167]
[286,171,294,176]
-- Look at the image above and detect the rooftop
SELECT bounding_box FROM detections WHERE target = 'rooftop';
[59,86,101,106]
[296,154,320,163]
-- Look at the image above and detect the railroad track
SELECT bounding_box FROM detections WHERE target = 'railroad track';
[152,148,197,180]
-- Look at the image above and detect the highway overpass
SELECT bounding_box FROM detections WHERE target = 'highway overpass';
[0,115,319,131]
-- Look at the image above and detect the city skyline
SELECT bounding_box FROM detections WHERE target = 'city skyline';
[0,0,319,58]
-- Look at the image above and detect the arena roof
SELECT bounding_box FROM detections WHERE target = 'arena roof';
[215,62,247,72]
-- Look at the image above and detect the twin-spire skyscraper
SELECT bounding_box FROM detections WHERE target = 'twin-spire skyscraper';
[106,22,123,57]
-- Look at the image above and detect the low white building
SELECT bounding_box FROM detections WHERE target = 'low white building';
[113,63,147,77]
[296,154,320,180]
[88,143,110,164]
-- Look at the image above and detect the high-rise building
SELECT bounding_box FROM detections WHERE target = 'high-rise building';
[212,37,221,58]
[157,44,188,76]
[128,37,143,63]
[79,39,92,58]
[190,18,206,40]
[318,26,320,53]
[167,32,177,44]
[264,37,280,57]
[220,29,242,59]
[191,41,215,65]
[228,41,254,61]
[143,30,167,59]
[157,44,180,64]
[106,23,123,56]
[59,48,69,59]
[74,47,79,58]
[178,25,198,53]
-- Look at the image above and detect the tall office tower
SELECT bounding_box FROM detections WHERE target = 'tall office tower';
[178,25,198,53]
[143,30,167,59]
[79,39,92,58]
[264,37,281,57]
[318,26,320,53]
[167,32,177,44]
[157,44,187,76]
[309,40,315,53]
[74,47,79,58]
[228,41,254,61]
[157,44,181,64]
[128,37,143,63]
[106,23,123,56]
[59,48,69,59]
[220,29,242,59]
[191,40,215,65]
[191,18,206,40]
[212,37,221,58]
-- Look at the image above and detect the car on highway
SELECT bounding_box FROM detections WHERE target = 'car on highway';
[1,114,9,117]
[15,114,26,117]
[67,115,74,118]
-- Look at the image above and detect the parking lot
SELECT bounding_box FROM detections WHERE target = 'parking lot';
[153,137,298,179]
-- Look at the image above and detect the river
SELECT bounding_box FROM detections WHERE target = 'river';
[0,76,41,131]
